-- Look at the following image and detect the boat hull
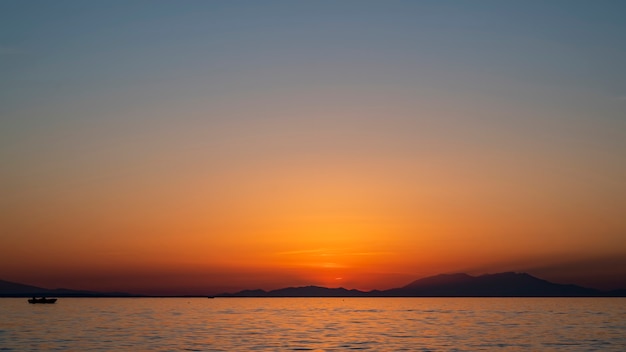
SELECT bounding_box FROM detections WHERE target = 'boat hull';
[28,298,57,304]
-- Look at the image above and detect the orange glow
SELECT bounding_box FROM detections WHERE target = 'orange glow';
[3,147,626,294]
[3,77,626,295]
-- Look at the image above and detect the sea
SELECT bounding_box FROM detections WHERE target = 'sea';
[1,297,624,351]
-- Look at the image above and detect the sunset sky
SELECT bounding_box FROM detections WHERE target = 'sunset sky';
[2,1,625,295]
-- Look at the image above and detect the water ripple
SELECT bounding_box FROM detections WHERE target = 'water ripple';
[0,298,624,351]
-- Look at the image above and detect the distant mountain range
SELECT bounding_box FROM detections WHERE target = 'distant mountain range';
[0,279,133,297]
[2,272,625,297]
[220,272,626,297]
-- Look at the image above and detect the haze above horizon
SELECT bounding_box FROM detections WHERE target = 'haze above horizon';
[1,0,625,296]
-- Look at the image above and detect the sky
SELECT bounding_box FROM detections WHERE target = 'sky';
[1,0,625,295]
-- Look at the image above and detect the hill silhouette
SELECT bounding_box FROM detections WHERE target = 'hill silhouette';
[223,286,371,297]
[3,272,625,297]
[384,272,599,297]
[221,272,626,297]
[0,279,133,297]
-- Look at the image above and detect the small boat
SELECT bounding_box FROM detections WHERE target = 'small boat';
[28,297,57,304]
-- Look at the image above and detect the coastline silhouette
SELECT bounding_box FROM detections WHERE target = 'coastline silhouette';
[3,272,625,298]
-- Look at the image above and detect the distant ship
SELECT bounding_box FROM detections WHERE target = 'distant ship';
[28,297,57,304]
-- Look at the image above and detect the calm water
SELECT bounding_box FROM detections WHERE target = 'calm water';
[1,298,624,351]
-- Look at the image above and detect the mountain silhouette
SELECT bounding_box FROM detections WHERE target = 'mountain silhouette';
[0,279,50,296]
[0,279,132,297]
[222,272,626,297]
[383,272,599,297]
[3,272,625,297]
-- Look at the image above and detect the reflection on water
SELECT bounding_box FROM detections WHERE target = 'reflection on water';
[0,298,624,351]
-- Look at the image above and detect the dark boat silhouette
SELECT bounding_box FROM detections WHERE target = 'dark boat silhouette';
[28,297,57,304]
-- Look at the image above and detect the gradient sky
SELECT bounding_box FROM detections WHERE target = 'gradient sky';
[1,0,625,295]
